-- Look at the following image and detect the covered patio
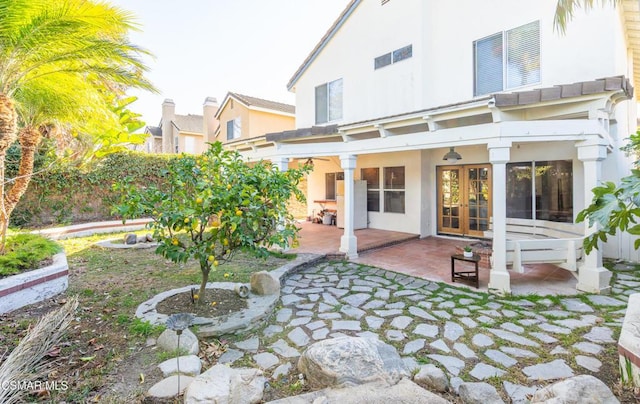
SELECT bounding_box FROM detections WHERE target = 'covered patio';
[290,221,578,296]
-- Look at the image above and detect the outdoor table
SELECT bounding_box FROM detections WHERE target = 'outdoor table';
[450,253,481,288]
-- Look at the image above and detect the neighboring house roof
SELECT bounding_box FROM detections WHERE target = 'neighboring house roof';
[172,114,204,134]
[215,92,295,119]
[286,0,361,91]
[146,126,162,137]
[267,75,633,142]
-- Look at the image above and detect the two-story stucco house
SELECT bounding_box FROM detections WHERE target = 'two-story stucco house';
[231,0,640,295]
[144,97,219,154]
[216,92,295,150]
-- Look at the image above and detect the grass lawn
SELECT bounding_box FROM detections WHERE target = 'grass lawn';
[0,231,293,403]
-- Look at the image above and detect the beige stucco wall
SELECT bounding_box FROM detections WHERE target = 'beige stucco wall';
[177,133,206,155]
[218,101,294,144]
[218,101,252,143]
[249,110,294,138]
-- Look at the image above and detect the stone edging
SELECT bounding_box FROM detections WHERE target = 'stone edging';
[0,252,69,314]
[136,253,325,338]
[95,239,158,249]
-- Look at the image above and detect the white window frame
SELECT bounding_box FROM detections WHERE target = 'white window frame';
[315,78,343,124]
[473,21,540,97]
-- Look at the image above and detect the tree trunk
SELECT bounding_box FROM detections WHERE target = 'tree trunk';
[3,126,43,223]
[198,266,210,305]
[0,94,18,253]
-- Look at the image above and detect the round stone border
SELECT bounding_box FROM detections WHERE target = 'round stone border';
[136,253,324,338]
[95,239,158,249]
[0,252,68,314]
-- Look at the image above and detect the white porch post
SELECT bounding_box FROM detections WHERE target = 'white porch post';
[339,154,358,259]
[271,157,290,251]
[577,140,612,294]
[488,143,511,294]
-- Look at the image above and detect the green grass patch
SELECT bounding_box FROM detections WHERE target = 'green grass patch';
[0,233,62,276]
[128,318,165,337]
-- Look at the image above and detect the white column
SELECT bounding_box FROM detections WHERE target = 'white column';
[339,154,358,259]
[271,157,290,251]
[271,157,289,173]
[488,143,511,294]
[577,140,612,294]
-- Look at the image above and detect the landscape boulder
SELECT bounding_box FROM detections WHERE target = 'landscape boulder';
[124,233,137,245]
[297,336,409,389]
[250,271,280,295]
[147,375,194,399]
[158,354,202,377]
[157,328,199,355]
[184,364,265,404]
[530,375,619,404]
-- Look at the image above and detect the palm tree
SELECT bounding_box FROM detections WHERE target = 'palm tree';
[554,0,621,33]
[0,0,156,249]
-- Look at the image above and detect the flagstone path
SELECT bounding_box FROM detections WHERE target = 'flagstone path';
[224,261,636,402]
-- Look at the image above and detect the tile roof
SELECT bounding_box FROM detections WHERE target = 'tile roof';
[146,126,161,137]
[172,114,203,134]
[492,76,633,107]
[227,92,295,115]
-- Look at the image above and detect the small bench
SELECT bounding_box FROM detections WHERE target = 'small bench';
[485,218,585,274]
[451,254,481,288]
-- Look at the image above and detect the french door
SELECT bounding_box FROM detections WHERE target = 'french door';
[437,165,492,237]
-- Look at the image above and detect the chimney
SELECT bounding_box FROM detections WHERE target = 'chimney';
[161,99,175,153]
[203,96,219,144]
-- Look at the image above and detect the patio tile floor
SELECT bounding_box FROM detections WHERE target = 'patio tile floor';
[291,221,578,296]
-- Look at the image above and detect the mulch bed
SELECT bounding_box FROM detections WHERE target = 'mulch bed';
[155,289,247,318]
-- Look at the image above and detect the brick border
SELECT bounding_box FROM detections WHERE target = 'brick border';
[0,269,68,298]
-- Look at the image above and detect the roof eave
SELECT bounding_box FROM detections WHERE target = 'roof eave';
[286,0,361,91]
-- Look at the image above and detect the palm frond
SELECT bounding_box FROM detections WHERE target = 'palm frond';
[554,0,621,34]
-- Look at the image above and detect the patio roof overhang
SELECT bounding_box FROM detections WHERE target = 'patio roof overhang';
[228,76,631,163]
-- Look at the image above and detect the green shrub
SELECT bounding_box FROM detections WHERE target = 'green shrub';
[0,234,62,276]
[128,318,165,337]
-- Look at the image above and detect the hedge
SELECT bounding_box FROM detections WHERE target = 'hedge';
[11,151,174,228]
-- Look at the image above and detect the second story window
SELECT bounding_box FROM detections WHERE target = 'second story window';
[226,117,241,140]
[474,21,540,97]
[315,78,343,124]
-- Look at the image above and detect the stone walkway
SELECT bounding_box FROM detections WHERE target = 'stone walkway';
[218,261,637,402]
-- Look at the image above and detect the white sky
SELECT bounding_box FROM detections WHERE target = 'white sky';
[108,0,350,128]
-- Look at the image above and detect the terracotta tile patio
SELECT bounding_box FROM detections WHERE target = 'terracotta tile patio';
[291,221,578,296]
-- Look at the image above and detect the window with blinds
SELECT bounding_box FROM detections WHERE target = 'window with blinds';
[474,21,540,96]
[315,78,343,124]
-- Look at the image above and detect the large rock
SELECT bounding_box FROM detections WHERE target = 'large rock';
[250,271,281,295]
[530,375,619,404]
[264,379,450,403]
[458,382,505,404]
[124,233,138,245]
[184,364,265,404]
[297,336,409,389]
[413,364,449,393]
[158,354,202,377]
[157,328,199,355]
[147,375,194,399]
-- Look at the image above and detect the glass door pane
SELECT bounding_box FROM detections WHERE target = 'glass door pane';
[466,166,491,237]
[438,167,463,235]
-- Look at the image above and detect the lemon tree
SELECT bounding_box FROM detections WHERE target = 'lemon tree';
[114,142,308,302]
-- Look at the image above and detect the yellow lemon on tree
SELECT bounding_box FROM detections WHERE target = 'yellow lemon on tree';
[213,260,219,267]
[184,217,190,224]
[171,238,179,246]
[235,209,242,216]
[223,238,229,246]
[208,255,215,262]
[227,184,231,190]
[196,197,203,204]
